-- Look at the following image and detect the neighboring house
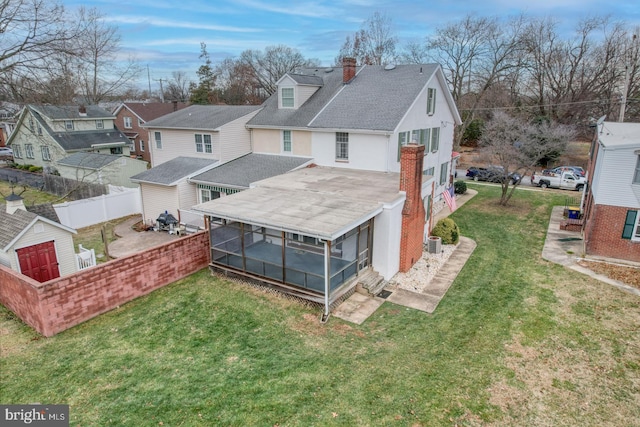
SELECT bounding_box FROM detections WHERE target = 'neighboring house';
[143,104,262,167]
[112,101,188,163]
[57,152,148,188]
[0,102,19,147]
[7,105,130,170]
[0,194,80,282]
[583,121,640,263]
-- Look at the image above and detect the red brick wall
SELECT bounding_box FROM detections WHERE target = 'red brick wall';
[0,232,210,336]
[399,144,426,272]
[584,204,640,263]
[114,107,151,163]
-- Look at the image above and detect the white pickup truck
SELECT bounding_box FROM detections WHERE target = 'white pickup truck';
[531,171,586,191]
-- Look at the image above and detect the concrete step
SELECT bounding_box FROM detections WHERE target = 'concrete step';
[355,268,387,296]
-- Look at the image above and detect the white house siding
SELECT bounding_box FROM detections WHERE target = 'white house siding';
[10,126,65,168]
[297,85,320,107]
[218,111,259,162]
[46,118,116,133]
[149,129,219,167]
[253,128,313,156]
[140,183,180,225]
[311,131,389,171]
[176,179,198,215]
[371,198,404,280]
[592,146,640,208]
[0,251,11,268]
[10,221,77,277]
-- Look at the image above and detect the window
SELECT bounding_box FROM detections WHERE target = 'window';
[29,118,34,131]
[124,116,132,128]
[25,144,34,159]
[423,166,435,176]
[37,123,42,135]
[427,88,436,115]
[439,162,448,185]
[95,120,104,129]
[336,132,349,161]
[195,134,212,153]
[41,146,51,161]
[65,120,74,130]
[622,210,640,241]
[138,118,144,126]
[140,140,145,152]
[282,130,292,152]
[397,131,411,161]
[430,127,440,152]
[200,189,221,203]
[13,145,22,159]
[281,87,294,108]
[110,146,123,155]
[155,131,162,149]
[204,135,212,153]
[128,139,135,152]
[195,134,203,152]
[633,155,640,184]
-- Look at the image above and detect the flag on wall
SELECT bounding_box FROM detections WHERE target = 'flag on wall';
[443,186,457,212]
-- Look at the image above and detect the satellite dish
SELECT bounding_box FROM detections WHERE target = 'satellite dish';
[596,115,606,126]
[384,63,396,71]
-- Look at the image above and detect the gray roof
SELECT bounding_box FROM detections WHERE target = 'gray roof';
[0,208,37,249]
[193,167,403,240]
[247,64,440,132]
[190,154,312,188]
[287,74,324,86]
[144,104,262,130]
[58,152,120,170]
[130,156,217,185]
[26,203,60,223]
[30,104,114,120]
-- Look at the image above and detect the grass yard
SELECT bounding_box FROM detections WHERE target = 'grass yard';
[72,215,139,263]
[1,185,638,426]
[0,180,61,205]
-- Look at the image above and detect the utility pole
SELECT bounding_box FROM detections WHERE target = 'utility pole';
[619,34,638,123]
[147,65,152,100]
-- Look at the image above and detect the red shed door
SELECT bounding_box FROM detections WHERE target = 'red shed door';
[16,241,60,282]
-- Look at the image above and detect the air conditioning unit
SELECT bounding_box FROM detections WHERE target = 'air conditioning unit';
[428,236,442,254]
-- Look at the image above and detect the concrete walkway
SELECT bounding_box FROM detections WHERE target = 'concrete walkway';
[108,216,179,259]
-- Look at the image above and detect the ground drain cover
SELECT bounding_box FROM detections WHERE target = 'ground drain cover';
[558,237,582,242]
[377,290,393,299]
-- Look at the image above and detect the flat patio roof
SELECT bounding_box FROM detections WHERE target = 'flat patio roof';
[192,166,404,240]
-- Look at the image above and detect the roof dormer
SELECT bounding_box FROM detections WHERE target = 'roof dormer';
[276,73,324,110]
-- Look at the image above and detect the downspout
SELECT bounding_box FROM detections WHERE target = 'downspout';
[320,239,330,323]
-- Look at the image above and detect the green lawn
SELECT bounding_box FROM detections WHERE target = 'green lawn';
[0,180,61,205]
[1,185,638,426]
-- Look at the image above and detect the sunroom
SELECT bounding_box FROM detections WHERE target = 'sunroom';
[192,167,404,318]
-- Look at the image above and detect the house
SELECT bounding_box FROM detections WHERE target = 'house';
[7,105,131,170]
[0,102,19,147]
[112,101,189,163]
[583,121,640,263]
[191,59,462,315]
[142,104,262,167]
[0,194,81,282]
[56,152,149,188]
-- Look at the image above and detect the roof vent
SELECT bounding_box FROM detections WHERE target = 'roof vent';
[384,64,397,71]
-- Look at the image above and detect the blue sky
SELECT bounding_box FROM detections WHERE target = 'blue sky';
[60,0,640,89]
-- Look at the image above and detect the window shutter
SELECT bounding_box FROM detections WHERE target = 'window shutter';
[622,210,638,239]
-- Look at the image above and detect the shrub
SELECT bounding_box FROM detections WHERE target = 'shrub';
[454,180,467,195]
[431,218,460,245]
[28,165,43,173]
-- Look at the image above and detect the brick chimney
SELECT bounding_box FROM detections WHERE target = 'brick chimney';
[78,105,87,116]
[342,57,356,83]
[172,100,178,111]
[399,143,426,272]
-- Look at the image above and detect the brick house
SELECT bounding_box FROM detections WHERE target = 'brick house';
[583,121,640,263]
[112,101,188,163]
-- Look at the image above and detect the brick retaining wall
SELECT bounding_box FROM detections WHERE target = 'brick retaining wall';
[0,231,210,336]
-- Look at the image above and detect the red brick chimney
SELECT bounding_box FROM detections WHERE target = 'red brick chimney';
[78,105,87,116]
[399,143,426,272]
[342,57,356,83]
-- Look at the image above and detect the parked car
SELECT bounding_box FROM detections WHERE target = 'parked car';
[467,166,521,184]
[531,171,586,191]
[0,147,13,162]
[542,166,585,177]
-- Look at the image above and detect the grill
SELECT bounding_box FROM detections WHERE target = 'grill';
[156,212,178,231]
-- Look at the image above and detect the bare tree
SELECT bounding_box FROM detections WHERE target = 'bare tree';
[240,45,318,96]
[336,11,398,66]
[164,71,191,102]
[479,112,575,205]
[214,58,266,105]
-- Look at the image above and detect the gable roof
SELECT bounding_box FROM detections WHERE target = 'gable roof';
[30,104,113,120]
[247,64,461,132]
[130,156,218,186]
[190,153,313,189]
[113,102,189,123]
[0,208,75,252]
[58,152,121,169]
[143,105,262,130]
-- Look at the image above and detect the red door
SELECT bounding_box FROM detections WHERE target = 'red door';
[16,241,60,283]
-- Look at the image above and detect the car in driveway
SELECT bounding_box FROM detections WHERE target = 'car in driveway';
[0,147,13,162]
[466,166,521,184]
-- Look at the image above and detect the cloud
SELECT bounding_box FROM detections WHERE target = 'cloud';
[104,15,262,33]
[232,0,342,18]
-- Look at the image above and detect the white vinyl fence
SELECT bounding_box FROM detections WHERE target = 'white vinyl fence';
[54,185,142,229]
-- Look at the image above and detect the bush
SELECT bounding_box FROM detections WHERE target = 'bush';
[28,165,43,173]
[431,218,460,245]
[454,180,467,195]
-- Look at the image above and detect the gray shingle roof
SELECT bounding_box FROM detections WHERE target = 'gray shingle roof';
[130,156,217,185]
[288,74,324,86]
[144,105,262,130]
[0,208,37,249]
[190,154,313,188]
[30,104,114,120]
[247,64,440,132]
[58,152,120,169]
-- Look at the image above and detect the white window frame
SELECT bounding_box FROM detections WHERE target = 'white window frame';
[37,123,42,135]
[29,118,34,131]
[195,134,203,152]
[65,120,74,130]
[200,188,211,203]
[430,127,440,152]
[335,132,349,161]
[427,88,436,115]
[634,213,640,242]
[140,140,145,152]
[439,162,448,185]
[281,87,295,108]
[25,144,34,159]
[282,130,292,153]
[155,131,162,149]
[95,120,104,129]
[128,139,135,152]
[13,145,22,159]
[633,155,640,184]
[41,146,51,161]
[204,134,212,153]
[124,116,132,129]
